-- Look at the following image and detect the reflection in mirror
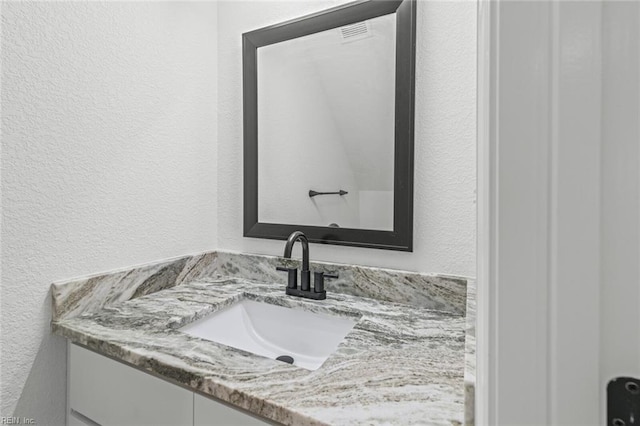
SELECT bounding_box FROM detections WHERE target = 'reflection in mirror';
[258,14,397,231]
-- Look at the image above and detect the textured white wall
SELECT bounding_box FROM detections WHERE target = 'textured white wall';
[1,2,218,423]
[218,0,477,275]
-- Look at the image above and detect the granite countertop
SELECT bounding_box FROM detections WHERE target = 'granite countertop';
[52,275,466,426]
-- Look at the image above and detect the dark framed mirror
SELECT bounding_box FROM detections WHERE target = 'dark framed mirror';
[243,0,416,251]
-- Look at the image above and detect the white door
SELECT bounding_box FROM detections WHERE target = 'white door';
[477,1,640,424]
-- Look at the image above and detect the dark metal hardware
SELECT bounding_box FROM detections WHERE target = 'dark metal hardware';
[286,286,326,300]
[277,231,340,301]
[276,266,297,289]
[608,377,640,426]
[313,271,339,294]
[275,355,294,364]
[300,270,311,292]
[308,190,348,198]
[283,231,311,291]
[283,232,309,269]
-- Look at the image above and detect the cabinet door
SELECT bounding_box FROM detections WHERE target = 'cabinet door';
[68,410,98,426]
[69,344,193,426]
[194,393,271,425]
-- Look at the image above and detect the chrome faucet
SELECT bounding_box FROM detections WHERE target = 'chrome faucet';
[276,231,338,300]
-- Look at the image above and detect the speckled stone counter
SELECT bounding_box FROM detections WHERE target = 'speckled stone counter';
[464,280,476,425]
[53,276,467,425]
[51,250,468,321]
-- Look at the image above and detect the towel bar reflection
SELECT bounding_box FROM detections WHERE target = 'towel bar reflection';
[308,190,348,198]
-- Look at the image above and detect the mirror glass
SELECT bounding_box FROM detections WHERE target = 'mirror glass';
[257,14,397,231]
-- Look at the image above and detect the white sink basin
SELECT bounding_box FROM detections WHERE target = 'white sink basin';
[179,299,358,370]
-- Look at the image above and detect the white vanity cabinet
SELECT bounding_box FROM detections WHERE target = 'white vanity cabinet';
[69,343,192,425]
[194,394,269,426]
[69,344,270,426]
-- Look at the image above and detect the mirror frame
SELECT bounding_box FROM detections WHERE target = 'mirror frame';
[243,0,416,251]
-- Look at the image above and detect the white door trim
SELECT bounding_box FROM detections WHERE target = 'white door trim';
[477,1,553,423]
[477,1,606,424]
[475,0,492,423]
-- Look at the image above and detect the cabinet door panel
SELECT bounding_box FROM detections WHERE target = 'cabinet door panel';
[194,394,271,425]
[70,344,193,426]
[68,410,99,426]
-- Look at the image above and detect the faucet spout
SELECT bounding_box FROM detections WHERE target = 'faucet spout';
[277,230,334,300]
[283,231,309,272]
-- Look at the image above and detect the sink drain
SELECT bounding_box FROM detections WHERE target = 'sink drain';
[276,355,294,364]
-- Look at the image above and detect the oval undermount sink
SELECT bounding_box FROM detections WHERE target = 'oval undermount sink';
[179,299,358,370]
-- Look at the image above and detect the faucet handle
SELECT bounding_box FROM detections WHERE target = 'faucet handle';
[312,271,338,294]
[276,266,297,289]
